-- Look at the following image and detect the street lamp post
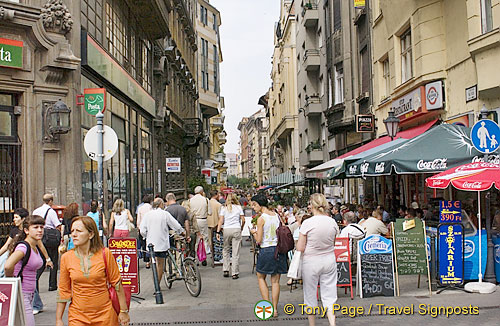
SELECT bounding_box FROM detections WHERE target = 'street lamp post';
[291,165,296,196]
[383,109,400,140]
[384,109,401,228]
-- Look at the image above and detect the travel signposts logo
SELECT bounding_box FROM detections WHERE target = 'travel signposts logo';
[254,300,274,320]
[84,88,106,115]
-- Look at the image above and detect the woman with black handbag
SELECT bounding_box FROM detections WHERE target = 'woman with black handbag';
[56,216,130,326]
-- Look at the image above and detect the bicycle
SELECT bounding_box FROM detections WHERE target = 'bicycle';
[163,235,202,297]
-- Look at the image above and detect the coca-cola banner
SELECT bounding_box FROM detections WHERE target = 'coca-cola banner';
[345,124,490,178]
[426,162,500,191]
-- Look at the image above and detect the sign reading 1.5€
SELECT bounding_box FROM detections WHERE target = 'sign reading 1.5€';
[84,88,106,115]
[439,201,462,223]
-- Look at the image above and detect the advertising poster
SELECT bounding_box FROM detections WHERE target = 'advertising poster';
[438,224,464,285]
[108,238,139,294]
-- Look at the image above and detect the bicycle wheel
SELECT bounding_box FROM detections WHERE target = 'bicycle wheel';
[163,256,174,289]
[183,257,201,297]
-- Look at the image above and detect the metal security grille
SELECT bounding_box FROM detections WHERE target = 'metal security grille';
[0,142,22,245]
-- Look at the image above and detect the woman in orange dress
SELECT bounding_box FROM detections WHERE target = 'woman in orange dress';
[56,216,130,326]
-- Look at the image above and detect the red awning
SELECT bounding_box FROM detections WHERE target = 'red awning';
[337,119,438,159]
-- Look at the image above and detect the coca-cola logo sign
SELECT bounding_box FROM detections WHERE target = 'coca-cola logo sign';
[349,165,358,175]
[375,162,385,173]
[417,158,448,170]
[360,163,369,174]
[461,181,484,189]
[472,155,500,165]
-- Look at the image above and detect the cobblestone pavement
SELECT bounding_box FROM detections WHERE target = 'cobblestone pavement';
[34,239,499,325]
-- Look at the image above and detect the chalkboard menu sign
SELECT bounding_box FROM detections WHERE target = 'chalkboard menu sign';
[358,235,396,298]
[393,218,429,275]
[334,237,353,299]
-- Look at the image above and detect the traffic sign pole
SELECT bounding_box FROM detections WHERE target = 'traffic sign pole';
[96,110,105,232]
[479,108,497,284]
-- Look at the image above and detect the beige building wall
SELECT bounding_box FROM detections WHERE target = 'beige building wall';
[372,0,500,136]
[268,0,299,177]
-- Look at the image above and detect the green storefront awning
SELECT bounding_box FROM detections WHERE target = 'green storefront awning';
[345,124,495,178]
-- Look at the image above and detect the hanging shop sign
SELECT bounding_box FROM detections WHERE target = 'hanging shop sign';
[84,88,106,115]
[356,115,375,133]
[0,38,23,69]
[334,237,353,299]
[166,157,181,173]
[354,0,366,8]
[438,223,464,286]
[439,200,462,223]
[357,235,396,298]
[108,238,139,294]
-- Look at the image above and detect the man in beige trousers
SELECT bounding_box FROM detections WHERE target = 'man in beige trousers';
[190,186,211,266]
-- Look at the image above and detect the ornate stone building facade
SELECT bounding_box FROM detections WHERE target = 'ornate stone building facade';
[0,0,204,241]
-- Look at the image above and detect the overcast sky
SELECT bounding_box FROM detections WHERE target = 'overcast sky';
[210,0,281,154]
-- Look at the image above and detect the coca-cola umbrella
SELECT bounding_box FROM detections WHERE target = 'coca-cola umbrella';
[426,162,499,294]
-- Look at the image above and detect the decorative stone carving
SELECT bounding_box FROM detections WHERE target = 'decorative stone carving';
[0,7,15,21]
[41,0,73,35]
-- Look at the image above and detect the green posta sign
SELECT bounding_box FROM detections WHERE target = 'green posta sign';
[0,37,23,69]
[84,88,106,115]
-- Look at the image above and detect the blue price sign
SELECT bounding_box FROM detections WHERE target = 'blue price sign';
[438,224,464,285]
[439,200,462,223]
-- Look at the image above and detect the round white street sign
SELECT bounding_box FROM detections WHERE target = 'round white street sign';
[84,125,118,162]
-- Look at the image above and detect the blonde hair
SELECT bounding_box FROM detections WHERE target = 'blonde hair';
[181,200,191,213]
[310,193,329,215]
[225,193,239,213]
[112,198,125,213]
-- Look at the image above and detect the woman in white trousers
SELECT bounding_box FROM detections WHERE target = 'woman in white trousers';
[296,193,340,326]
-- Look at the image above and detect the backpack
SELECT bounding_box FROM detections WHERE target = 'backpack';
[16,241,45,282]
[274,216,294,259]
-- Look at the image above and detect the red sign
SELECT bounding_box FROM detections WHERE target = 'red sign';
[221,187,234,194]
[0,283,13,324]
[334,237,353,299]
[108,238,139,294]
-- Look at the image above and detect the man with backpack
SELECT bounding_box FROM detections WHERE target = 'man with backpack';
[32,193,63,314]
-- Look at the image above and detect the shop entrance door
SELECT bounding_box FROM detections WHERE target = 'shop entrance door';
[0,94,22,244]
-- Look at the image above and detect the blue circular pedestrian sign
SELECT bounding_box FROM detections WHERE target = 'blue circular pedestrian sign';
[471,119,500,154]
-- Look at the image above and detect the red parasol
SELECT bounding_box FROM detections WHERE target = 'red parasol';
[425,162,500,191]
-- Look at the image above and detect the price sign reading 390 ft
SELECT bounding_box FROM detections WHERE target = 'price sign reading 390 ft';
[439,201,462,223]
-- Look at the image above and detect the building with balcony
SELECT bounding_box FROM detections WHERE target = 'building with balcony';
[324,0,374,159]
[195,0,224,168]
[237,108,270,184]
[296,0,328,171]
[268,0,299,177]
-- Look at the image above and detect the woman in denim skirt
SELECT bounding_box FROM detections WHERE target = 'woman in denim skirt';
[250,194,287,318]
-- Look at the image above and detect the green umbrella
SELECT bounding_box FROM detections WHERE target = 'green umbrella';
[345,124,495,177]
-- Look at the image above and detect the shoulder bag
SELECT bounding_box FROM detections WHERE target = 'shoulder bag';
[102,248,131,314]
[42,208,61,248]
[274,215,294,259]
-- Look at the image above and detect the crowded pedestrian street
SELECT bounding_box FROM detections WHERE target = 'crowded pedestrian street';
[2,0,500,326]
[32,237,500,325]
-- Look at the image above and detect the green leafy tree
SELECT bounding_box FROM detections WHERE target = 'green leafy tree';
[187,175,212,195]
